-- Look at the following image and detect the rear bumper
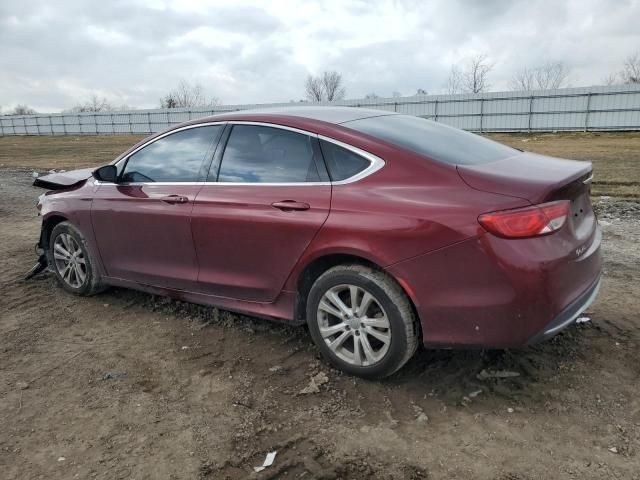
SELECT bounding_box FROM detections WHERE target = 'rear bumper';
[387,224,602,348]
[526,275,601,345]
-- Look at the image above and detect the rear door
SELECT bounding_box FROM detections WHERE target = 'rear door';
[191,123,331,302]
[91,124,225,290]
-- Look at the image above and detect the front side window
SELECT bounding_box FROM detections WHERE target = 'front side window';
[217,125,320,183]
[121,125,223,182]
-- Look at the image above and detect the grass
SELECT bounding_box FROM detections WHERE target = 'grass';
[1,131,638,199]
[488,132,640,199]
[0,135,145,170]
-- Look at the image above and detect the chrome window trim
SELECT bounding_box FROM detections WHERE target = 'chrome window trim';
[113,121,228,168]
[316,134,385,185]
[110,120,385,187]
[95,181,205,186]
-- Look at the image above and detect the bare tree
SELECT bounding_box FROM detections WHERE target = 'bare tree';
[12,104,37,115]
[70,95,114,113]
[305,71,346,102]
[364,92,380,100]
[510,62,570,91]
[415,88,428,95]
[322,71,346,101]
[602,73,619,86]
[160,80,219,108]
[535,61,570,89]
[509,66,535,91]
[446,65,463,94]
[621,52,640,84]
[305,75,324,101]
[462,54,492,93]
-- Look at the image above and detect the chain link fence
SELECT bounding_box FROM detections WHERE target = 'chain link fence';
[2,84,640,136]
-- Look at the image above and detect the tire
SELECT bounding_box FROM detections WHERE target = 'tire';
[48,221,104,296]
[306,264,419,379]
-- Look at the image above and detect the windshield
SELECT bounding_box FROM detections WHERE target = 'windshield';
[344,114,519,165]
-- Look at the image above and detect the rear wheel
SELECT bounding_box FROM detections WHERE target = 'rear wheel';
[49,222,103,295]
[306,264,419,379]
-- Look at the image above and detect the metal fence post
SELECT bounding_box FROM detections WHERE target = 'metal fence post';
[434,100,439,122]
[62,114,67,135]
[147,112,151,133]
[78,114,82,135]
[584,93,592,132]
[129,113,133,134]
[49,115,53,135]
[36,115,41,135]
[23,116,27,135]
[479,98,484,133]
[110,112,115,135]
[0,118,4,136]
[528,96,534,133]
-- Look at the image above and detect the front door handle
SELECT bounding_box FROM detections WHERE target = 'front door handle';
[271,200,310,211]
[161,195,189,204]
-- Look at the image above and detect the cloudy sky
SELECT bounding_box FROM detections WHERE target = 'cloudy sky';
[1,0,639,112]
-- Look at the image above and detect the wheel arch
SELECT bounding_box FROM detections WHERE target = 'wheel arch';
[292,253,423,341]
[41,214,70,250]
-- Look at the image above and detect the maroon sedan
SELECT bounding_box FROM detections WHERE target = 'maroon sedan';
[32,107,602,378]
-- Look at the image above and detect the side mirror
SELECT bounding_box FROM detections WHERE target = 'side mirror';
[93,165,118,183]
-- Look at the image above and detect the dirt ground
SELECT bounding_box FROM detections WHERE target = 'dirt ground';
[1,133,639,479]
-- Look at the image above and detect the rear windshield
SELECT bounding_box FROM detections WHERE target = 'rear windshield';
[344,114,518,165]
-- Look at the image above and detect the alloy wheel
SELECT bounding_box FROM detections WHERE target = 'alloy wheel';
[316,284,391,366]
[53,233,87,288]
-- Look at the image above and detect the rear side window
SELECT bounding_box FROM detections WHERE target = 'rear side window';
[319,140,370,181]
[344,115,518,165]
[218,125,320,183]
[121,125,222,182]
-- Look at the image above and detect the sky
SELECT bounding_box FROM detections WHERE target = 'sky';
[1,0,639,113]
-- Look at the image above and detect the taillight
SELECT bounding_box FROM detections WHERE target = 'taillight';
[478,200,570,239]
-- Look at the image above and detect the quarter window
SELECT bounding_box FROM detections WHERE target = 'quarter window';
[121,125,223,183]
[217,125,320,183]
[319,140,370,181]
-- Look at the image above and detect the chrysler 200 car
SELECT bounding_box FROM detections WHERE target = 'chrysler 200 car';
[31,107,601,378]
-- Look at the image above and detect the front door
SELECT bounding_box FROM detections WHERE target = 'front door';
[191,123,331,302]
[91,124,224,290]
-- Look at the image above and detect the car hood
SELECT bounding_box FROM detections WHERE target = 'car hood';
[33,167,95,190]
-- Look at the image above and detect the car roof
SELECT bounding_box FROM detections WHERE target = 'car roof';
[205,106,398,125]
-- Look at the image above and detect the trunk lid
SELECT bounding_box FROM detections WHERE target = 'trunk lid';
[456,152,592,204]
[458,152,596,244]
[33,167,94,190]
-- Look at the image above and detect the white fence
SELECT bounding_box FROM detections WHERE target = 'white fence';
[2,84,640,136]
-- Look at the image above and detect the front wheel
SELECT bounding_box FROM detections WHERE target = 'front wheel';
[306,264,419,379]
[49,221,104,296]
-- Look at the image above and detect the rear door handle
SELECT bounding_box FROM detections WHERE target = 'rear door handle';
[271,200,310,211]
[161,195,189,204]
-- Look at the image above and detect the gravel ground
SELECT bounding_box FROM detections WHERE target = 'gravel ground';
[1,166,639,480]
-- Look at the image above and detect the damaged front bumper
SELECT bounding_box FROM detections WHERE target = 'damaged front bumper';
[25,229,48,280]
